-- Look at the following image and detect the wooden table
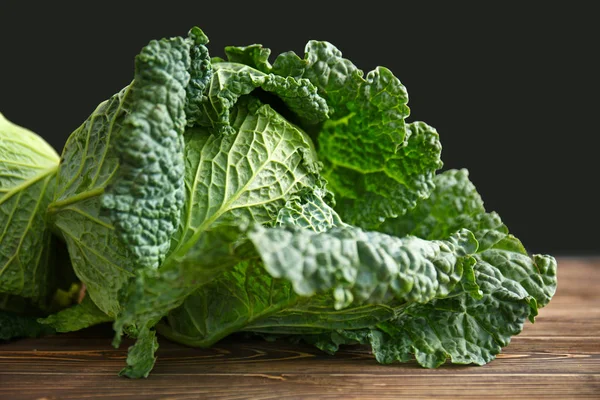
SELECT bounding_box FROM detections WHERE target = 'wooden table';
[1,257,598,399]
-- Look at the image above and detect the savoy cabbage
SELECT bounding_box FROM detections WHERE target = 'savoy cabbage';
[0,27,557,378]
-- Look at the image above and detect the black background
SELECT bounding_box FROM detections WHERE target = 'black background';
[1,3,597,255]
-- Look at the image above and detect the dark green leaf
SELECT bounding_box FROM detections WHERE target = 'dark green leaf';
[0,310,55,340]
[248,225,477,308]
[270,42,442,227]
[38,296,111,332]
[118,327,158,379]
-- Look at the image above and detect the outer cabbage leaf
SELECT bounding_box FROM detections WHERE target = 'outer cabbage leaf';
[302,169,557,367]
[156,191,476,350]
[248,225,477,309]
[48,87,134,317]
[48,29,211,316]
[156,260,398,347]
[0,114,59,305]
[308,248,556,368]
[382,169,557,310]
[101,31,206,270]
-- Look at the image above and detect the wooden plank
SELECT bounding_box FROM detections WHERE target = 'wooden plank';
[1,373,599,399]
[0,257,598,399]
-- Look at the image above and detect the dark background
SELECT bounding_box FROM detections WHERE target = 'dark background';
[1,3,597,255]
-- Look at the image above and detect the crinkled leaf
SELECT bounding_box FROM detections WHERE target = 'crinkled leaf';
[369,253,556,367]
[328,122,443,227]
[0,113,59,304]
[476,235,557,311]
[184,27,212,127]
[276,189,343,232]
[225,44,272,73]
[101,34,193,269]
[295,250,555,368]
[194,62,328,134]
[118,327,158,379]
[347,169,559,367]
[248,225,477,309]
[38,295,111,332]
[381,168,485,239]
[382,169,557,309]
[268,42,442,227]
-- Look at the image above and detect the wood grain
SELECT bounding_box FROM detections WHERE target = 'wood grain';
[0,257,598,400]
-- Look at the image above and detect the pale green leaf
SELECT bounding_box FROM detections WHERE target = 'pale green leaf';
[224,44,273,73]
[156,260,296,347]
[0,113,59,303]
[170,97,324,255]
